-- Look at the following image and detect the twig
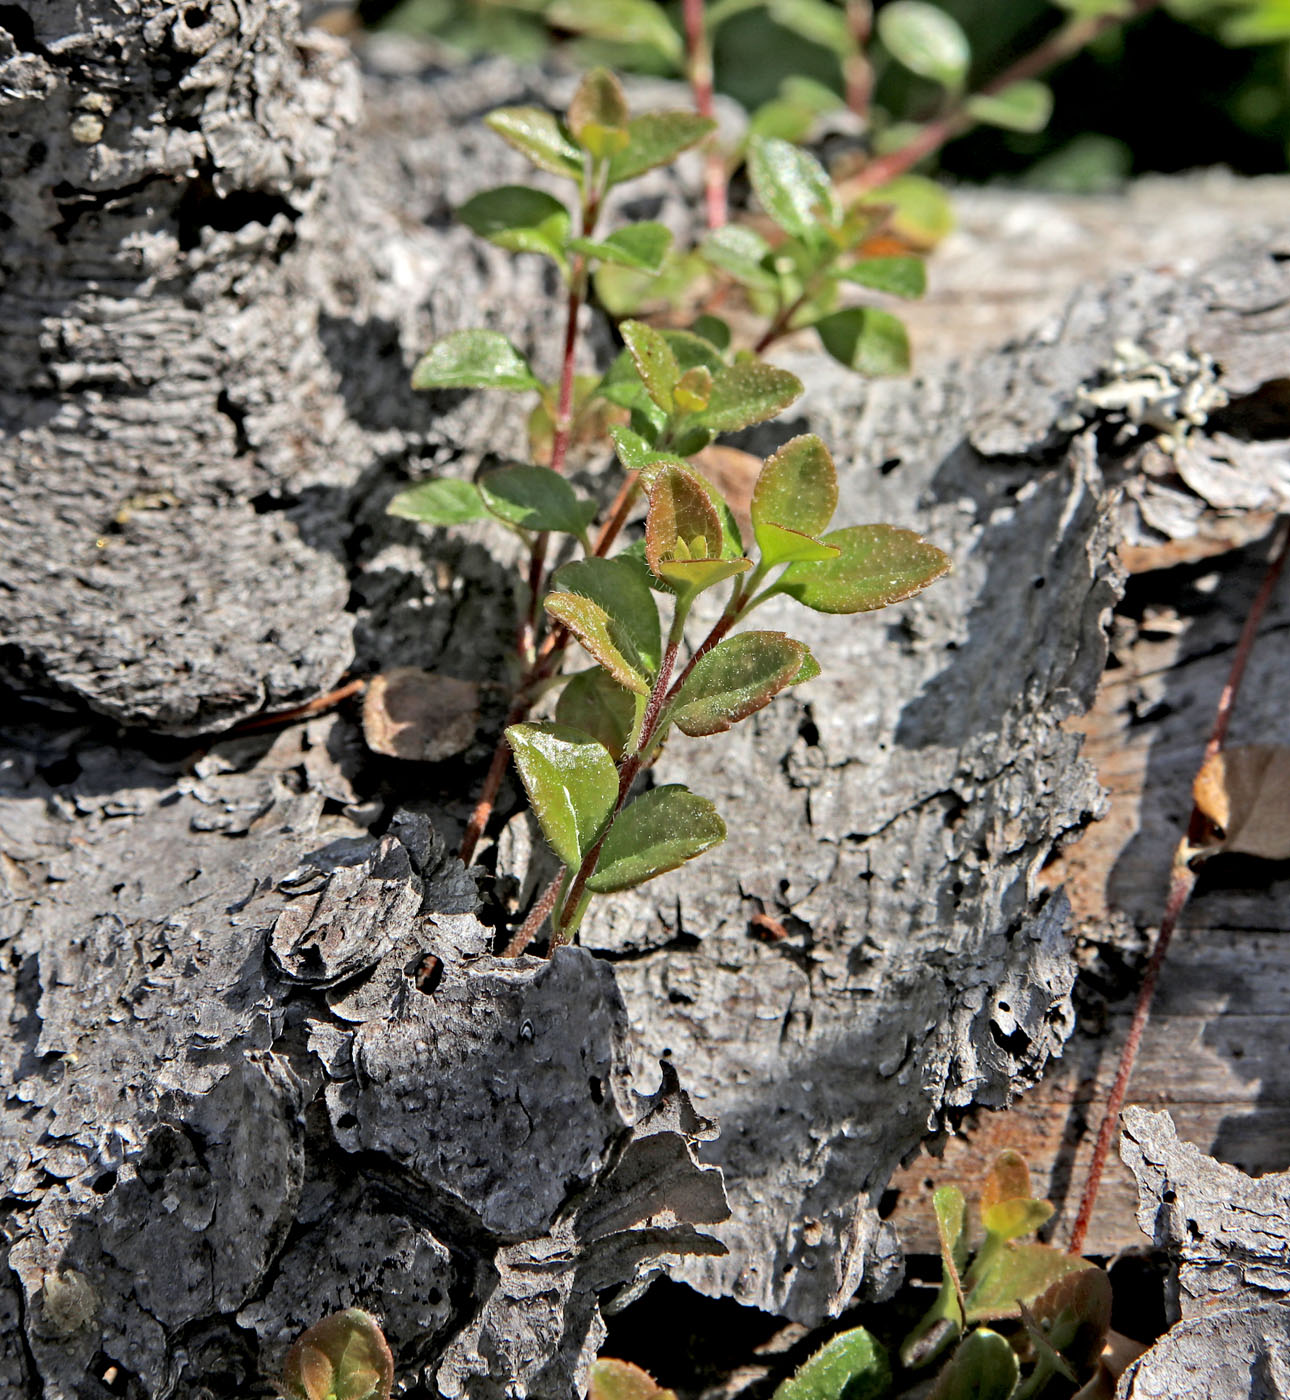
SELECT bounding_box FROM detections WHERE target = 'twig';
[1068,517,1290,1255]
[842,0,1161,199]
[227,677,367,733]
[683,0,726,229]
[502,868,565,958]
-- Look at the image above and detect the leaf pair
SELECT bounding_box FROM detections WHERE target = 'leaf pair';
[388,462,595,545]
[506,723,724,894]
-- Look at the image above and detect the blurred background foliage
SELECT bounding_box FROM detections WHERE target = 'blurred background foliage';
[349,0,1290,190]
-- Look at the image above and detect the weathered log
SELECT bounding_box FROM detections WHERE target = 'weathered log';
[4,4,1290,1396]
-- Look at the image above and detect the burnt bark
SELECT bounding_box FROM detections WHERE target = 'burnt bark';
[3,5,1290,1398]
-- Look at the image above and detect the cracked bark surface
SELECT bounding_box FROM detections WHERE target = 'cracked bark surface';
[1119,1109,1290,1399]
[4,3,1290,1395]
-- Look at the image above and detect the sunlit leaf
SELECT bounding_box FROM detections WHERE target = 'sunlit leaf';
[777,524,950,613]
[771,1327,889,1400]
[567,67,630,148]
[672,632,810,737]
[674,365,713,413]
[386,478,488,527]
[545,593,652,694]
[485,106,583,181]
[767,0,856,56]
[588,1359,677,1400]
[478,465,597,538]
[569,221,673,271]
[748,135,840,240]
[697,359,803,432]
[967,80,1054,133]
[691,314,732,352]
[965,1244,1093,1324]
[457,185,570,263]
[1188,744,1290,862]
[608,111,716,184]
[556,669,639,762]
[547,0,683,62]
[701,224,779,290]
[981,1197,1053,1242]
[813,307,911,375]
[552,555,662,674]
[877,1,970,88]
[752,433,838,545]
[411,330,542,392]
[281,1310,394,1400]
[611,425,681,473]
[981,1150,1033,1214]
[621,319,681,412]
[927,1328,1018,1400]
[587,785,726,892]
[504,722,618,867]
[835,255,927,299]
[645,463,724,572]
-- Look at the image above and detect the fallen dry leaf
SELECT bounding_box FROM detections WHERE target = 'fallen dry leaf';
[1188,744,1290,862]
[362,669,479,762]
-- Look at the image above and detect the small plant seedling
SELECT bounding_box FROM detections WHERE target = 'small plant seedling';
[278,1309,394,1400]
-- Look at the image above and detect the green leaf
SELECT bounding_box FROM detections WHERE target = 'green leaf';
[457,185,571,262]
[412,330,542,392]
[608,111,716,184]
[777,524,951,613]
[387,478,489,527]
[754,523,840,566]
[567,67,630,152]
[980,1197,1052,1243]
[691,314,732,352]
[853,174,955,248]
[965,1244,1093,1324]
[611,425,679,473]
[588,1359,677,1400]
[570,222,673,272]
[621,319,682,413]
[505,722,618,868]
[835,255,927,299]
[545,593,653,694]
[547,0,683,61]
[813,307,911,376]
[672,632,809,737]
[966,80,1054,134]
[751,433,838,544]
[700,225,778,290]
[698,359,804,432]
[927,1329,1019,1400]
[767,0,856,56]
[645,464,750,596]
[1221,2,1290,43]
[551,555,662,674]
[877,1,970,89]
[747,135,840,240]
[556,669,639,762]
[478,465,597,538]
[900,1184,968,1370]
[485,106,583,181]
[282,1309,394,1400]
[791,650,821,684]
[587,785,726,892]
[771,1326,890,1400]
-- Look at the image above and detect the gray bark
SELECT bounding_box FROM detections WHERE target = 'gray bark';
[1119,1109,1290,1399]
[4,4,1290,1397]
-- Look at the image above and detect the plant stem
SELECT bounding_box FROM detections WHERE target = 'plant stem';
[594,471,642,557]
[1068,517,1290,1255]
[228,676,367,733]
[843,0,873,120]
[502,866,566,957]
[683,0,726,229]
[843,0,1161,199]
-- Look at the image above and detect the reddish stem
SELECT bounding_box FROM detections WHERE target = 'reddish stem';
[503,867,565,957]
[683,0,726,228]
[843,0,874,119]
[228,677,367,733]
[594,471,641,557]
[845,0,1160,198]
[1068,517,1290,1255]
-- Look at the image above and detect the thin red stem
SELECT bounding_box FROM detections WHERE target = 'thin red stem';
[503,868,565,957]
[228,677,367,733]
[1068,516,1290,1254]
[845,0,1160,198]
[843,0,873,119]
[683,0,726,228]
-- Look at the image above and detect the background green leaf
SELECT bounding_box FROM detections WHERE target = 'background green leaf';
[813,307,911,376]
[569,221,673,271]
[967,80,1055,134]
[386,478,488,527]
[547,0,683,62]
[478,465,596,537]
[505,722,618,868]
[457,185,571,262]
[672,631,809,737]
[877,1,971,88]
[777,524,951,613]
[608,111,716,183]
[927,1328,1019,1400]
[485,106,583,179]
[556,669,639,761]
[771,1326,890,1400]
[411,330,541,391]
[835,256,927,299]
[701,225,778,289]
[587,785,726,892]
[747,135,840,240]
